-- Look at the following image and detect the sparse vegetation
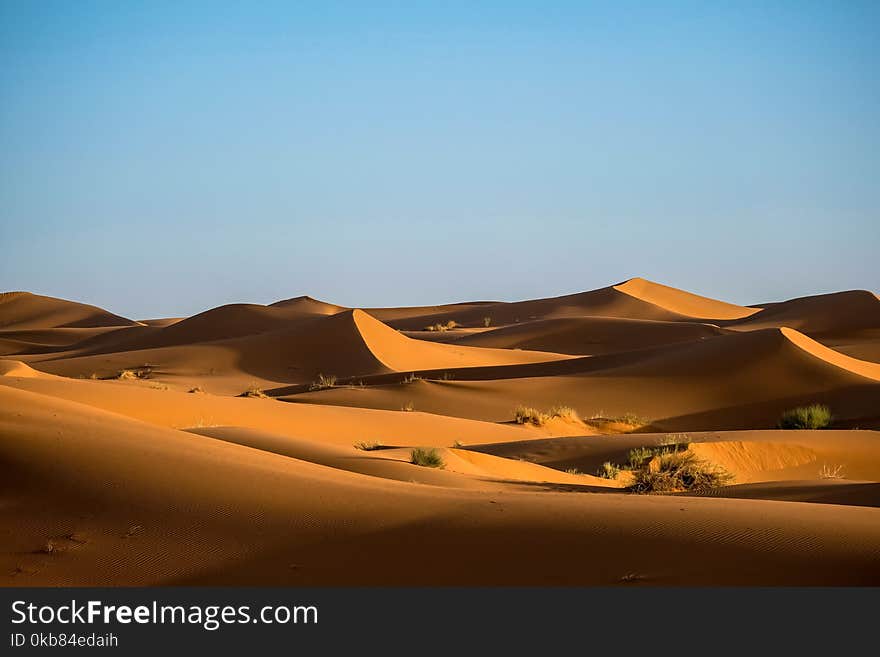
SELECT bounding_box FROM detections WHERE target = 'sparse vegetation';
[818,463,845,479]
[402,372,422,384]
[597,462,621,479]
[659,433,690,447]
[565,467,581,475]
[309,373,337,391]
[115,366,153,380]
[425,320,458,332]
[483,316,492,327]
[514,405,550,426]
[778,404,833,430]
[612,412,648,426]
[401,401,415,412]
[239,386,268,399]
[354,441,384,451]
[452,440,464,448]
[514,405,581,426]
[41,540,59,555]
[548,405,580,422]
[410,447,444,468]
[627,447,655,469]
[188,386,204,393]
[628,450,733,494]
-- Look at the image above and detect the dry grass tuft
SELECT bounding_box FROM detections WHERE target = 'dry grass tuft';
[818,463,845,479]
[425,320,458,332]
[354,441,384,451]
[515,405,581,426]
[514,405,550,426]
[239,386,268,399]
[309,373,337,391]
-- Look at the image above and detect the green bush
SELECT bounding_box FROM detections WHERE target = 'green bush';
[410,448,444,468]
[778,404,832,429]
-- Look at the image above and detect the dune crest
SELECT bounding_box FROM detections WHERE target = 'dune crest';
[0,359,56,378]
[612,278,760,320]
[0,291,138,330]
[348,309,571,372]
[780,327,880,382]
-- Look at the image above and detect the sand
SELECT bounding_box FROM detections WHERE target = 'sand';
[1,277,879,586]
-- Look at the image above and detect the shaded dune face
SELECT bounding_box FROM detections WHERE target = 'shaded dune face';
[1,277,879,586]
[0,291,138,330]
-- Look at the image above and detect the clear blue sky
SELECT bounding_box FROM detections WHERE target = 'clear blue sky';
[1,1,877,318]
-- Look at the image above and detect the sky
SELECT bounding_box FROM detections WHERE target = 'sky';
[1,1,878,319]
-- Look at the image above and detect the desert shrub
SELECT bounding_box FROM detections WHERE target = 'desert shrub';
[659,433,690,447]
[565,467,581,475]
[627,447,654,469]
[628,450,733,494]
[402,373,422,384]
[410,447,444,468]
[309,373,337,391]
[548,405,580,422]
[452,440,464,448]
[612,412,648,426]
[115,366,152,380]
[401,401,415,412]
[778,404,832,430]
[818,463,844,479]
[188,386,204,393]
[597,462,620,479]
[239,387,268,398]
[354,441,384,451]
[514,405,550,426]
[514,405,580,426]
[424,320,458,332]
[483,316,492,327]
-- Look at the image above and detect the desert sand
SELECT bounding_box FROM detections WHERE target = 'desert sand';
[1,278,879,585]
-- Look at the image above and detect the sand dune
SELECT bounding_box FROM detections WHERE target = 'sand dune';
[2,385,878,586]
[0,359,58,379]
[0,291,138,330]
[2,278,879,586]
[281,327,880,430]
[377,278,759,330]
[611,278,760,320]
[729,289,880,337]
[268,294,347,315]
[453,316,726,355]
[23,309,571,391]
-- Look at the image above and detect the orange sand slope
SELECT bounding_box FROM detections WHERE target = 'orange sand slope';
[282,327,880,430]
[2,384,879,585]
[1,277,879,586]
